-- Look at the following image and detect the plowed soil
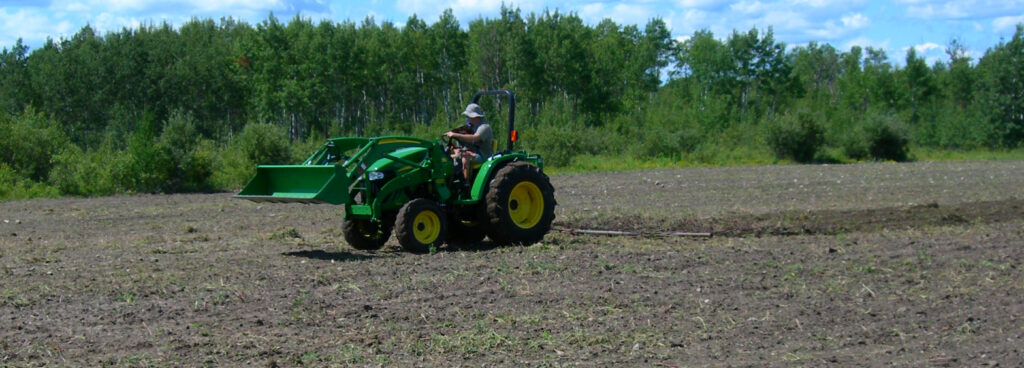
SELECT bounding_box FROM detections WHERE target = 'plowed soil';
[2,161,1023,367]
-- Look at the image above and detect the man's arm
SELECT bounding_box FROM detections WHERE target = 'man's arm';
[444,131,481,143]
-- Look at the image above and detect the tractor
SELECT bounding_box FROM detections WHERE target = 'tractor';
[236,90,556,252]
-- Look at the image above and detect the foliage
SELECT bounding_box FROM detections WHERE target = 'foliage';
[159,111,215,192]
[766,109,824,163]
[48,141,129,196]
[0,12,1023,200]
[123,120,172,193]
[975,24,1024,147]
[211,122,292,189]
[233,122,292,165]
[518,100,627,166]
[863,112,911,162]
[0,162,59,201]
[0,108,69,181]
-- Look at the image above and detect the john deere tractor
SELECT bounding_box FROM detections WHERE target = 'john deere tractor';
[236,90,556,252]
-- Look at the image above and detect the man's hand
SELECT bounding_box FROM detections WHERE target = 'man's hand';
[444,131,457,138]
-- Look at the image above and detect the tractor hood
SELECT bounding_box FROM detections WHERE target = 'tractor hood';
[365,146,429,174]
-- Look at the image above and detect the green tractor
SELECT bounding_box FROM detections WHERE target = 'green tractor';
[236,90,556,252]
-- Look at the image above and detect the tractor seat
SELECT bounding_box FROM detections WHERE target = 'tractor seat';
[471,140,499,170]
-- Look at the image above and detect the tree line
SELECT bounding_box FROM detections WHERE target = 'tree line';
[1,7,1022,200]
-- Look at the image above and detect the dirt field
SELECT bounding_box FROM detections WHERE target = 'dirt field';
[2,161,1023,366]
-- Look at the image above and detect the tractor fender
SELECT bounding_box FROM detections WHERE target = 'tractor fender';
[467,153,541,202]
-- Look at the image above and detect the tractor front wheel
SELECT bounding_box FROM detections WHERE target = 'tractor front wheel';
[395,198,448,252]
[342,218,392,250]
[485,162,556,245]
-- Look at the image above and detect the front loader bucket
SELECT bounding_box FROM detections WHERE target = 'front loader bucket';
[235,165,350,205]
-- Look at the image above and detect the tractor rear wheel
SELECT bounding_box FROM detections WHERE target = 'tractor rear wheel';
[395,198,448,252]
[485,162,556,245]
[342,218,392,250]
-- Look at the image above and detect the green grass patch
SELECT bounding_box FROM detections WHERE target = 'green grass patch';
[548,148,775,174]
[911,146,1024,161]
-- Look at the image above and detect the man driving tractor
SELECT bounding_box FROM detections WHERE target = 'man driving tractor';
[444,103,494,184]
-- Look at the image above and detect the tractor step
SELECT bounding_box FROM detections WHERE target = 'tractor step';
[347,205,373,216]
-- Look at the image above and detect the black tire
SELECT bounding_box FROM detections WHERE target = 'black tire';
[395,198,448,253]
[342,218,392,250]
[485,162,556,245]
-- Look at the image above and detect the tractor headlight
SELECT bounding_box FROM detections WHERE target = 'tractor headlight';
[367,171,386,181]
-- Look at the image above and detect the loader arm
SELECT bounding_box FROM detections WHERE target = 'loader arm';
[235,136,449,206]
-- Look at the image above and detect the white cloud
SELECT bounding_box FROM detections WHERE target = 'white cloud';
[93,12,144,32]
[678,0,731,10]
[902,42,945,65]
[446,0,509,18]
[64,2,90,12]
[993,14,1024,32]
[393,0,432,17]
[761,10,810,30]
[841,13,868,28]
[804,21,842,39]
[595,3,655,26]
[190,0,285,13]
[667,7,730,39]
[909,41,937,54]
[843,36,891,52]
[0,8,64,46]
[677,8,712,31]
[50,0,288,15]
[576,2,668,34]
[394,0,545,23]
[790,0,842,8]
[580,2,605,18]
[899,0,1023,20]
[730,0,766,14]
[107,0,148,11]
[909,2,962,19]
[911,42,942,53]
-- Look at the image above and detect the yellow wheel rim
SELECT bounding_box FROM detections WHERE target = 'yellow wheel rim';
[508,181,544,229]
[412,210,441,244]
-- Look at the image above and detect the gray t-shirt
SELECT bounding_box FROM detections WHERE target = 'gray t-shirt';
[468,122,494,158]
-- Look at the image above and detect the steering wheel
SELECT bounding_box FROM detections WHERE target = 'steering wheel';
[442,132,458,155]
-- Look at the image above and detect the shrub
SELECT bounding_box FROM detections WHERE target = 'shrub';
[124,122,173,193]
[525,122,615,167]
[0,108,70,181]
[159,111,214,192]
[864,113,911,162]
[517,100,626,167]
[836,127,870,161]
[235,123,292,165]
[636,124,701,159]
[210,147,252,190]
[48,143,129,196]
[929,106,994,150]
[212,123,292,189]
[766,109,824,163]
[0,163,59,201]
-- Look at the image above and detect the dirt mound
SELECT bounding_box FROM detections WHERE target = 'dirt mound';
[558,198,1024,238]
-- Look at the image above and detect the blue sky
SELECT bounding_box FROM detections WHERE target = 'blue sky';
[1,0,1023,66]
